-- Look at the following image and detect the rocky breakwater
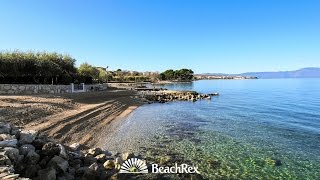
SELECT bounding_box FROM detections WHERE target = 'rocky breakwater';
[139,90,219,103]
[0,122,139,180]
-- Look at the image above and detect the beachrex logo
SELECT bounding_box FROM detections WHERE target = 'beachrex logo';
[119,158,149,173]
[119,158,200,174]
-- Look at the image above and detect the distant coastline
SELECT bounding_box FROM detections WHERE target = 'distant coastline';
[199,67,320,79]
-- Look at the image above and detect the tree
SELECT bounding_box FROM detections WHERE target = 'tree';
[160,69,194,81]
[78,63,100,80]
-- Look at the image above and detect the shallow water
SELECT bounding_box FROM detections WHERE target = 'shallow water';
[101,79,320,179]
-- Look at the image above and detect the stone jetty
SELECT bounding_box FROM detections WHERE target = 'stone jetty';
[138,90,219,103]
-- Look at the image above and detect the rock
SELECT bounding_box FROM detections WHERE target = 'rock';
[38,156,53,169]
[103,160,115,170]
[0,154,12,165]
[114,157,124,169]
[0,123,11,134]
[0,134,16,141]
[69,143,80,151]
[95,154,106,163]
[58,144,68,159]
[38,167,56,180]
[207,159,221,168]
[2,174,20,179]
[83,155,97,166]
[32,138,47,150]
[19,130,38,145]
[0,166,14,173]
[87,148,102,156]
[48,155,69,173]
[56,172,74,180]
[82,167,99,180]
[69,158,82,169]
[3,147,19,163]
[121,152,135,160]
[159,155,172,165]
[24,164,40,178]
[42,142,60,156]
[19,144,36,156]
[272,158,282,166]
[10,126,20,136]
[89,162,99,171]
[25,150,40,164]
[0,139,17,148]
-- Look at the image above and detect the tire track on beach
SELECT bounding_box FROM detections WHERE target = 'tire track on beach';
[26,96,141,146]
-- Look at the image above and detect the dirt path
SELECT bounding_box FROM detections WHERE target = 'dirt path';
[0,90,143,147]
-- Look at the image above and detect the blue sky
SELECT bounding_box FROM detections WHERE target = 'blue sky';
[0,0,319,73]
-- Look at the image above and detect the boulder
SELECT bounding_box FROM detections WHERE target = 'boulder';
[81,167,99,180]
[48,155,69,173]
[103,160,115,170]
[19,144,36,156]
[0,123,11,134]
[32,138,47,150]
[19,130,38,145]
[25,150,40,164]
[23,164,40,178]
[3,147,19,163]
[38,167,56,180]
[83,155,97,166]
[69,158,82,169]
[87,148,102,156]
[0,139,18,148]
[42,142,60,156]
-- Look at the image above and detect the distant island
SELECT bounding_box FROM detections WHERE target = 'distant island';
[198,67,320,79]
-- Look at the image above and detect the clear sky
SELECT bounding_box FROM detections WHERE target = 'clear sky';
[0,0,319,73]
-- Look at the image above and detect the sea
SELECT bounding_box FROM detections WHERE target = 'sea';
[101,79,320,179]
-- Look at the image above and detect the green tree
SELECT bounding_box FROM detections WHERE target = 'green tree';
[78,63,100,80]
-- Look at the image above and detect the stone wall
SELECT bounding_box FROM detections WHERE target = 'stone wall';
[0,84,108,95]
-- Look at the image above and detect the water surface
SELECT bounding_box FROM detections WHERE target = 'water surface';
[101,79,320,179]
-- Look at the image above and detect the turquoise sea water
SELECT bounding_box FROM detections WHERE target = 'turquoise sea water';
[101,79,320,179]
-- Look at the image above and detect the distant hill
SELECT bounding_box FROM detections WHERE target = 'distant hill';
[198,68,320,79]
[239,68,320,79]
